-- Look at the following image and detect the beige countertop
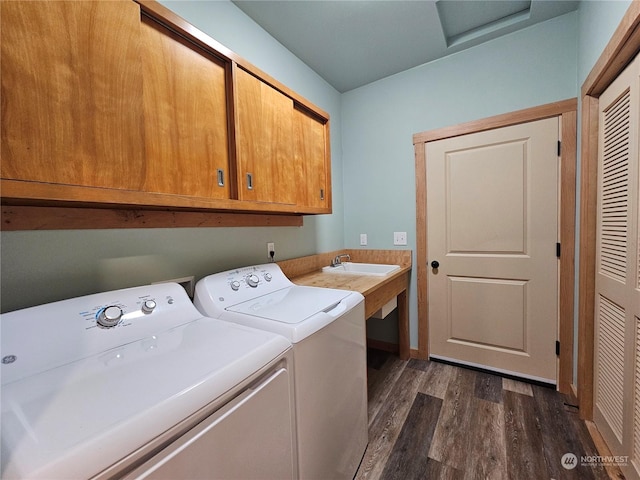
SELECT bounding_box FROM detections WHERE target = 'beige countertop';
[288,264,411,297]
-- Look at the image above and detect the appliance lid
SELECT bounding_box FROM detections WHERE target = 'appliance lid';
[225,286,352,324]
[1,317,290,480]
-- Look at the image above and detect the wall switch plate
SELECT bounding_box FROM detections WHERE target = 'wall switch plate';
[393,232,407,246]
[360,233,368,246]
[267,242,275,260]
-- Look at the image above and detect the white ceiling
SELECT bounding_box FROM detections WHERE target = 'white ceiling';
[232,0,579,92]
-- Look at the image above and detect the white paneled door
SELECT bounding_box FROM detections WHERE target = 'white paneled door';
[593,52,640,480]
[426,118,559,383]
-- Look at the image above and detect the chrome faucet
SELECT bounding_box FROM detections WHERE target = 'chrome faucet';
[331,254,350,267]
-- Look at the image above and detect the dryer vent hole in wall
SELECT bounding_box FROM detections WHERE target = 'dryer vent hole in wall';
[152,276,195,298]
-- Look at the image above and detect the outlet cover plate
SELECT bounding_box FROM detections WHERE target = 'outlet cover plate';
[393,231,407,246]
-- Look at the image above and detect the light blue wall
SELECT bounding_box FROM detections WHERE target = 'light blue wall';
[341,12,579,347]
[578,0,632,86]
[0,0,343,313]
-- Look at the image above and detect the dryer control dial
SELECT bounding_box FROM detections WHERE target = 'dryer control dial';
[264,272,272,282]
[97,306,123,328]
[230,280,241,291]
[141,300,156,314]
[246,274,260,287]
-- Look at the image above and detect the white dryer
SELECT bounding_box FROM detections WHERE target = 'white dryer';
[1,283,296,480]
[194,263,368,480]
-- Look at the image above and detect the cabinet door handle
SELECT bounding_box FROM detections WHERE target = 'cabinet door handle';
[217,169,225,187]
[320,188,325,200]
[246,173,253,190]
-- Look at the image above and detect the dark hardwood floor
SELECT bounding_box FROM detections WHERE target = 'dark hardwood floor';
[356,349,614,480]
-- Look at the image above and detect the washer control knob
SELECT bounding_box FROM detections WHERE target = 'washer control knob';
[142,300,156,314]
[264,272,272,282]
[97,306,123,328]
[246,274,260,287]
[230,280,241,291]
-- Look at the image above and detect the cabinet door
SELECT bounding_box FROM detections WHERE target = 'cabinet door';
[140,16,230,199]
[1,0,144,190]
[235,68,295,205]
[293,107,331,211]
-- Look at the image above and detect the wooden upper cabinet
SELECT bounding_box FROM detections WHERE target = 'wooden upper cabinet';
[1,0,331,220]
[140,15,230,199]
[234,68,296,205]
[1,0,145,191]
[293,107,331,212]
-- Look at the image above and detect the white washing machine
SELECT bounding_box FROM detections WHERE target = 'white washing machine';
[194,263,368,480]
[1,283,296,480]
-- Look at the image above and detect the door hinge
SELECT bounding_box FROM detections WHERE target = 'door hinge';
[556,340,560,356]
[557,140,562,156]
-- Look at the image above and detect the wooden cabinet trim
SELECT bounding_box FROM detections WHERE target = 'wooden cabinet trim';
[137,1,237,65]
[1,205,303,231]
[0,180,314,215]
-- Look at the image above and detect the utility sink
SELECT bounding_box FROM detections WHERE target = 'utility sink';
[322,262,401,276]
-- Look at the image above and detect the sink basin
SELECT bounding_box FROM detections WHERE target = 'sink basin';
[322,262,401,276]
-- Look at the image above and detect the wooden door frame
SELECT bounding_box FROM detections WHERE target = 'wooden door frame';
[413,98,578,395]
[577,2,640,420]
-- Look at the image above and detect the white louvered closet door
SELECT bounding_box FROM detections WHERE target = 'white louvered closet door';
[594,52,640,480]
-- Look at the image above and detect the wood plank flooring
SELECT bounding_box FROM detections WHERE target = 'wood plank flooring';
[356,349,613,480]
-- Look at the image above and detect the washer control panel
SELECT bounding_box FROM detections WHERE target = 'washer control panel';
[195,263,293,314]
[222,264,284,293]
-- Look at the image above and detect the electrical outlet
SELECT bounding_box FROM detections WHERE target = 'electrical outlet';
[267,242,275,260]
[393,231,407,246]
[152,276,195,298]
[360,233,368,246]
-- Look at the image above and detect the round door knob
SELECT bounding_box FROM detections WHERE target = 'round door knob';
[97,306,123,328]
[246,274,259,287]
[431,261,440,269]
